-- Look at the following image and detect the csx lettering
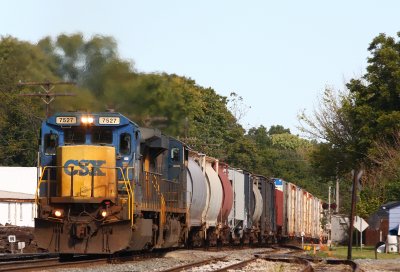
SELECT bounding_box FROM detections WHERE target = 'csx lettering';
[64,160,106,176]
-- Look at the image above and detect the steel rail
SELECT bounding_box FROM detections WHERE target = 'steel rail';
[258,255,313,272]
[325,259,362,272]
[258,254,361,272]
[212,257,258,272]
[0,257,108,272]
[0,253,58,262]
[160,256,227,272]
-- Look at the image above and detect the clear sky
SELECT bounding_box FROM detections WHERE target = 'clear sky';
[1,1,399,135]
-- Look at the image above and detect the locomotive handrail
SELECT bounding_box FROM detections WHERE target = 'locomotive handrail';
[124,166,136,226]
[145,170,163,178]
[144,171,166,225]
[152,172,166,224]
[125,166,135,183]
[35,166,65,206]
[35,166,51,206]
[117,167,135,227]
[91,166,135,226]
[95,166,134,225]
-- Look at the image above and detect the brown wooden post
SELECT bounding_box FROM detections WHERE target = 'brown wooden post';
[347,169,363,260]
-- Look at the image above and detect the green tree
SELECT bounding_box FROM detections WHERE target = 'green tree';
[0,32,326,204]
[0,37,59,166]
[346,33,400,156]
[300,32,400,214]
[268,125,290,135]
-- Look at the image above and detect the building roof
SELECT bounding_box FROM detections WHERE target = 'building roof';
[368,201,400,229]
[381,201,400,210]
[0,190,34,200]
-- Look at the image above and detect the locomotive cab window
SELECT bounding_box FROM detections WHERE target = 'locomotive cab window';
[119,133,131,155]
[44,134,58,155]
[171,148,180,162]
[92,128,113,144]
[64,127,85,144]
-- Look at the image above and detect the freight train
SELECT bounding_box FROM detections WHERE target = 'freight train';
[34,112,323,255]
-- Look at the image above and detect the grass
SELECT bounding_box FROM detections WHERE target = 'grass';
[308,246,400,260]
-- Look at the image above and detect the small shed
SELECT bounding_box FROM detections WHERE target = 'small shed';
[365,201,400,246]
[331,215,349,245]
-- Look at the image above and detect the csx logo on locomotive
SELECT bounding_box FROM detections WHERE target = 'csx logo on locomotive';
[64,160,106,176]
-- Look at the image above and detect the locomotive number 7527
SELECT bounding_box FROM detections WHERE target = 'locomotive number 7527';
[99,117,120,125]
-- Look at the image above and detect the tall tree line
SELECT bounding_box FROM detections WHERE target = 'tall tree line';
[301,32,400,216]
[0,33,328,200]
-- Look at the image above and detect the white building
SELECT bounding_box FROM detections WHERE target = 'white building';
[0,167,37,227]
[0,190,36,227]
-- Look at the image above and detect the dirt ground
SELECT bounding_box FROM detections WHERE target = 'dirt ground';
[2,226,400,272]
[356,258,400,272]
[0,225,38,253]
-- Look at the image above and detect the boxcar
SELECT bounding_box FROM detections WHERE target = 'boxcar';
[254,175,276,243]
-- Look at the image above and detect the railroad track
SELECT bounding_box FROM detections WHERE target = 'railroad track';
[0,257,108,271]
[314,259,361,272]
[0,253,59,262]
[160,248,277,272]
[159,256,226,272]
[0,246,361,272]
[159,256,261,272]
[256,254,362,272]
[0,249,171,271]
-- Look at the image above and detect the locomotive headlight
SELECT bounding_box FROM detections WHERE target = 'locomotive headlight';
[101,210,107,217]
[54,209,63,217]
[81,116,94,124]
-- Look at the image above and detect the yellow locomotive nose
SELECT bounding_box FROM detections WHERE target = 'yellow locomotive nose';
[57,145,116,199]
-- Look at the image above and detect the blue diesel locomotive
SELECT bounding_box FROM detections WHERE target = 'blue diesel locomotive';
[35,112,188,254]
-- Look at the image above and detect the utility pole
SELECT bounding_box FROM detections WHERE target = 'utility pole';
[347,169,363,260]
[336,175,340,213]
[336,162,341,214]
[328,186,331,246]
[18,81,75,117]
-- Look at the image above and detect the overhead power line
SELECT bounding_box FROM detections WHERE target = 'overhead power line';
[18,81,76,117]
